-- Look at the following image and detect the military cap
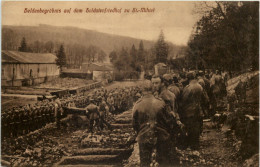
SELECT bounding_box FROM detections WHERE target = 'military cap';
[198,70,204,76]
[187,71,195,80]
[172,74,178,83]
[162,74,172,82]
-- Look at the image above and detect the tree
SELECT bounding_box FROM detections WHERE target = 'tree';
[56,45,67,70]
[97,50,106,63]
[18,37,27,52]
[188,1,259,71]
[155,30,169,64]
[109,50,118,63]
[137,41,145,63]
[129,44,137,69]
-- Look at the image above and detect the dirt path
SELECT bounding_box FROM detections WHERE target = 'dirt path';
[199,123,240,167]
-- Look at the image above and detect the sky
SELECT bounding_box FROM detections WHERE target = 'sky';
[2,1,200,45]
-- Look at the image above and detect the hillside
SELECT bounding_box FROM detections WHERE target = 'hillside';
[2,25,153,55]
[2,24,186,62]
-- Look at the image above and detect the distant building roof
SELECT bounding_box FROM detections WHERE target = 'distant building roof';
[2,50,57,64]
[82,63,112,71]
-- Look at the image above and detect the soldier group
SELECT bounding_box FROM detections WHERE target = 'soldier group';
[1,85,143,140]
[1,98,65,139]
[132,69,230,167]
[79,86,142,132]
[1,68,248,167]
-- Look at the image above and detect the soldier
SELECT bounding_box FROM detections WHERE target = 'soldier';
[50,102,55,123]
[22,107,29,135]
[32,106,38,130]
[9,110,15,138]
[41,106,47,127]
[86,99,100,133]
[163,74,181,111]
[2,112,7,139]
[133,80,177,167]
[179,71,206,150]
[38,106,43,129]
[227,91,236,112]
[235,78,247,104]
[54,97,62,129]
[45,104,50,124]
[179,72,189,89]
[27,105,34,132]
[13,109,20,137]
[197,71,210,118]
[151,75,183,129]
[98,99,112,131]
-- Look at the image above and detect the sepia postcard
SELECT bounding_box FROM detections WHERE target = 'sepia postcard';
[1,1,259,167]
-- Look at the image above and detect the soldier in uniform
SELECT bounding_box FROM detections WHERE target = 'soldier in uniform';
[50,102,55,123]
[28,105,34,132]
[41,106,46,127]
[179,72,189,89]
[45,104,51,124]
[86,99,100,133]
[151,75,184,129]
[9,110,15,138]
[38,106,43,129]
[54,98,62,129]
[22,107,29,135]
[197,71,210,118]
[13,109,20,137]
[179,71,206,150]
[33,106,39,130]
[163,74,181,112]
[2,112,7,139]
[133,80,177,167]
[227,91,236,112]
[98,99,112,130]
[235,78,247,104]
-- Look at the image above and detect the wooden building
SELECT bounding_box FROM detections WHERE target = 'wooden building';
[2,50,60,86]
[62,62,113,82]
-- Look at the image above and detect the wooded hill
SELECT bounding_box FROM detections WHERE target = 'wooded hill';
[2,24,186,63]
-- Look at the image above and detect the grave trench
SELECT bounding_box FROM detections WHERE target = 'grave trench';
[55,109,135,167]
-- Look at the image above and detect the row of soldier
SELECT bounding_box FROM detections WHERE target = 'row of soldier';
[133,70,229,167]
[1,85,143,139]
[1,99,65,139]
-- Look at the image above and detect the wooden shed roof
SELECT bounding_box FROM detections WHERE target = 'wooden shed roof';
[2,50,57,64]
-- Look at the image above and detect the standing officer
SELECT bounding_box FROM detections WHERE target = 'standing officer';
[151,75,184,130]
[179,71,206,150]
[86,99,100,133]
[133,80,176,167]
